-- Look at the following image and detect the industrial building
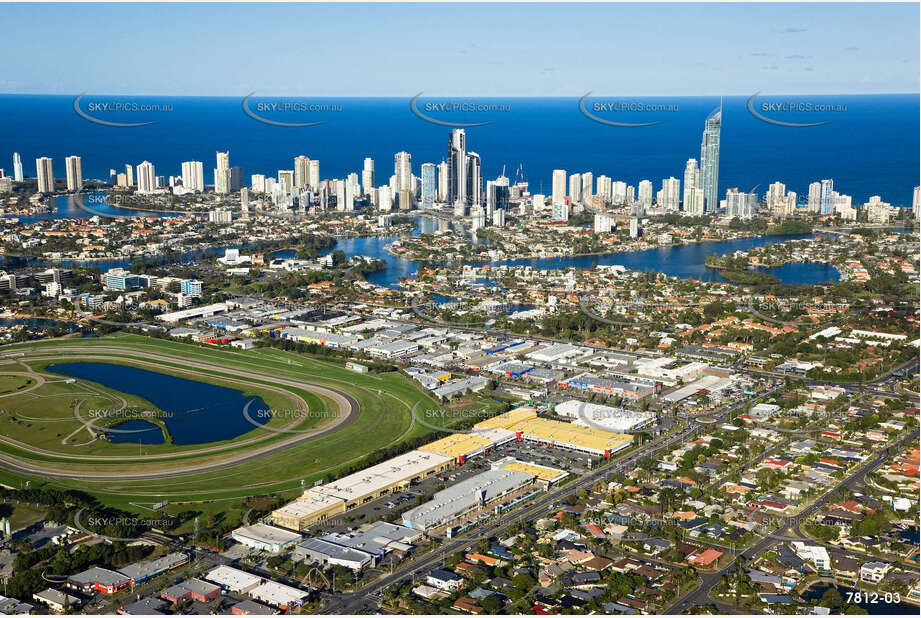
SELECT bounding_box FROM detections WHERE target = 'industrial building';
[420,427,517,464]
[292,521,419,571]
[474,407,633,458]
[117,552,189,584]
[204,566,263,594]
[661,374,736,404]
[248,581,308,609]
[271,450,453,531]
[557,372,659,401]
[68,567,131,595]
[554,400,654,432]
[402,468,537,533]
[294,537,375,571]
[231,523,303,553]
[492,457,569,485]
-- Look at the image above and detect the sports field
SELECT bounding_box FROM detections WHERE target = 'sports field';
[0,333,505,524]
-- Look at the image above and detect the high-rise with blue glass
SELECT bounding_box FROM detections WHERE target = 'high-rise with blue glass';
[700,105,721,212]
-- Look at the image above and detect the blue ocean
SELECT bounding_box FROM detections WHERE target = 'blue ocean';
[0,94,917,205]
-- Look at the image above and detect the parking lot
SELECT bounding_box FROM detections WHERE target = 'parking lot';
[297,438,596,539]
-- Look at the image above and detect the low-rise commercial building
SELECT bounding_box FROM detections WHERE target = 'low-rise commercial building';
[68,567,131,595]
[204,566,263,594]
[32,589,83,613]
[118,552,188,584]
[231,523,303,553]
[248,582,308,609]
[402,468,537,533]
[272,450,454,530]
[555,400,654,432]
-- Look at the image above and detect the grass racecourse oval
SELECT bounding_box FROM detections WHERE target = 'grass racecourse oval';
[0,333,479,524]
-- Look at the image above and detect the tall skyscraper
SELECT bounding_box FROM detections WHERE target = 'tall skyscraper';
[394,152,412,193]
[596,175,612,205]
[124,163,134,187]
[700,105,721,212]
[214,169,231,194]
[182,161,204,192]
[213,151,230,194]
[612,181,628,206]
[136,161,156,194]
[495,175,510,213]
[657,177,681,211]
[308,160,320,192]
[447,129,467,209]
[436,161,449,202]
[12,153,23,182]
[362,158,374,196]
[294,156,310,190]
[913,186,920,215]
[581,172,593,205]
[685,187,705,215]
[819,179,834,215]
[552,169,567,205]
[568,173,582,204]
[726,187,757,220]
[240,187,250,217]
[421,163,436,210]
[807,181,821,212]
[277,170,294,195]
[36,157,54,193]
[682,158,699,211]
[638,179,653,209]
[230,166,243,192]
[466,152,482,206]
[65,155,82,192]
[378,185,393,211]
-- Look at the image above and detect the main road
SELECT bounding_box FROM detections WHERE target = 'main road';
[324,385,780,614]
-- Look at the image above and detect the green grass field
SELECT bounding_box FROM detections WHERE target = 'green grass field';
[0,333,506,526]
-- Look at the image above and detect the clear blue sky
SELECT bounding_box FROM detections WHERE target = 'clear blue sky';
[1,2,917,96]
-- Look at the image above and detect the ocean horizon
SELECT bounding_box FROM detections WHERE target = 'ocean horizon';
[1,93,918,205]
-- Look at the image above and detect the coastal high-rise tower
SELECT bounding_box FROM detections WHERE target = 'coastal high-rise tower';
[447,128,467,211]
[552,169,567,206]
[215,151,231,195]
[394,151,412,194]
[421,163,436,210]
[362,158,374,197]
[700,104,721,212]
[136,161,156,194]
[65,155,82,192]
[36,157,54,193]
[12,153,23,182]
[466,152,482,207]
[294,156,310,190]
[181,161,204,192]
